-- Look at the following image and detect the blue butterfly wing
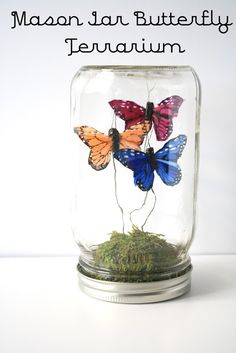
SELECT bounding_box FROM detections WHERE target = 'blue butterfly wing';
[114,149,154,191]
[133,160,154,191]
[155,161,182,186]
[155,135,187,161]
[155,135,187,186]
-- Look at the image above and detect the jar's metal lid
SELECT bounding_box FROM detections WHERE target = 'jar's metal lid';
[78,265,192,304]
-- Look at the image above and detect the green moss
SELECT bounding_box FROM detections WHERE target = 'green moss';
[90,226,183,282]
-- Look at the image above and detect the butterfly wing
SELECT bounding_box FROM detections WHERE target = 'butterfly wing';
[119,121,151,150]
[74,126,112,170]
[152,95,183,141]
[109,100,146,129]
[114,149,154,191]
[155,135,187,185]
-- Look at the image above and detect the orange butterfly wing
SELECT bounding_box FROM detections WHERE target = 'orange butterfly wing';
[74,126,112,170]
[119,121,151,150]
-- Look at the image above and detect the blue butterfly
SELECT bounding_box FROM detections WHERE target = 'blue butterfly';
[114,135,187,191]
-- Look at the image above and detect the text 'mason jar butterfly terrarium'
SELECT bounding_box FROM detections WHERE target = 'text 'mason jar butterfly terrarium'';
[71,66,200,303]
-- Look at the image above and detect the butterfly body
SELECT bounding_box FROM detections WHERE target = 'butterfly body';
[145,102,154,120]
[108,128,120,152]
[146,147,157,170]
[114,135,187,191]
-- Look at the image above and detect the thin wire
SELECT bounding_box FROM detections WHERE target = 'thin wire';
[141,188,157,231]
[143,78,157,150]
[112,155,125,233]
[127,77,158,230]
[129,191,149,226]
[144,79,157,150]
[146,128,153,149]
[144,125,154,150]
[111,112,115,128]
[111,113,124,233]
[146,80,156,101]
[143,126,150,150]
[114,113,117,129]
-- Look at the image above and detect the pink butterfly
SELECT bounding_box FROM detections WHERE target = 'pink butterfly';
[109,95,183,141]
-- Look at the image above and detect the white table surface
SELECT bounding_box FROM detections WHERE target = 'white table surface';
[0,255,236,353]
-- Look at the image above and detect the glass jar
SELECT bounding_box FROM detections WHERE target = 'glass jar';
[71,66,200,303]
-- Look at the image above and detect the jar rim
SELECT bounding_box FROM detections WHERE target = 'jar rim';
[79,65,195,72]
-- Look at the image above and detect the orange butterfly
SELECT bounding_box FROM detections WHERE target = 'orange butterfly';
[74,121,151,170]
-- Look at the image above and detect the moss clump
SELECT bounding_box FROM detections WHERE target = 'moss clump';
[92,226,182,282]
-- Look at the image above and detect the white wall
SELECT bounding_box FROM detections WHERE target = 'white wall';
[0,0,235,255]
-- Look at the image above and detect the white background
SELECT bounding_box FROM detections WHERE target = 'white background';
[1,256,236,353]
[0,0,235,256]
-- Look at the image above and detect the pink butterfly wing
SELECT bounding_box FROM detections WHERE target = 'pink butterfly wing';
[109,100,146,129]
[152,95,183,141]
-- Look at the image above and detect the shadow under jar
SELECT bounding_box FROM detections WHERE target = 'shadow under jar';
[71,65,201,303]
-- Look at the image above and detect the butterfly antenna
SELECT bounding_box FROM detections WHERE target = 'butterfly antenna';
[145,78,157,101]
[129,191,149,226]
[141,188,157,231]
[112,156,125,233]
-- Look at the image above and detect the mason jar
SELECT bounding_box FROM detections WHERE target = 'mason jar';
[71,66,200,303]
